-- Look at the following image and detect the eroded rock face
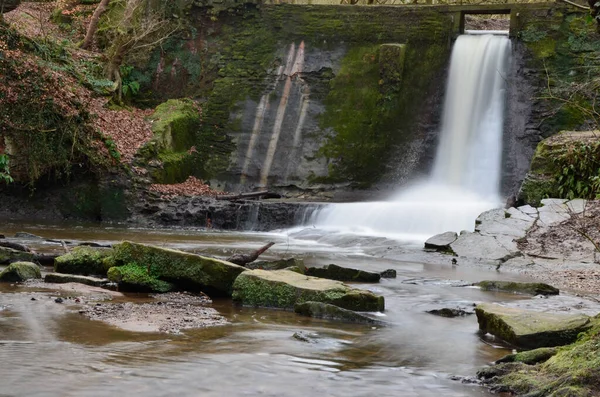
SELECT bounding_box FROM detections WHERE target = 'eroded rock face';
[232,269,384,311]
[475,280,559,296]
[475,303,591,349]
[111,241,246,296]
[0,261,41,282]
[305,264,381,283]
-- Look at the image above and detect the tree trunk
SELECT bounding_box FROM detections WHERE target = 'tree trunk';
[81,0,111,50]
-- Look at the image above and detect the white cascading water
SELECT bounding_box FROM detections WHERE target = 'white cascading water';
[312,33,511,242]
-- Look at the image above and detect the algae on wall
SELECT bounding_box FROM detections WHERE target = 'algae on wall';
[135,4,454,189]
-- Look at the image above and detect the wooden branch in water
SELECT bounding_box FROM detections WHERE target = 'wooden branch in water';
[226,242,275,266]
[216,191,281,201]
[0,241,32,252]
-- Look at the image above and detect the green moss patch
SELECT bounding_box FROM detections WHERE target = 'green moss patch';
[54,246,114,276]
[107,263,174,293]
[0,261,41,282]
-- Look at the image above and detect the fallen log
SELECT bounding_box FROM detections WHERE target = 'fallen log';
[216,191,281,201]
[0,241,33,252]
[227,242,275,266]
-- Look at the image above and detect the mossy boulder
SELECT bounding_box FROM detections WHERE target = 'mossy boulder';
[475,303,592,349]
[54,247,114,276]
[424,231,458,252]
[519,131,599,205]
[44,273,111,288]
[294,301,382,324]
[107,264,174,293]
[112,241,246,296]
[495,347,559,365]
[476,281,559,296]
[0,262,41,282]
[232,269,384,311]
[305,264,381,283]
[0,247,35,264]
[477,316,600,396]
[246,258,306,272]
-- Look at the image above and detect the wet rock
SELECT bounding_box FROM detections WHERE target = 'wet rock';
[424,231,457,251]
[112,241,246,296]
[14,232,43,239]
[0,247,35,264]
[450,233,514,261]
[44,273,112,288]
[107,264,175,293]
[232,269,384,311]
[292,331,320,343]
[246,258,306,272]
[54,297,64,304]
[475,303,592,348]
[495,347,559,365]
[54,246,114,276]
[426,307,473,318]
[305,264,381,283]
[295,301,382,324]
[0,261,41,282]
[380,269,397,278]
[475,280,559,296]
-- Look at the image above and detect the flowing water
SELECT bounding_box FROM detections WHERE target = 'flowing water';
[313,33,512,241]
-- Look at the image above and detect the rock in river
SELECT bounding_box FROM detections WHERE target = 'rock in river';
[45,273,112,288]
[305,264,381,283]
[112,241,246,296]
[0,262,41,282]
[0,247,35,264]
[475,280,559,296]
[232,269,384,311]
[295,301,382,324]
[54,246,113,276]
[475,303,592,349]
[424,231,457,251]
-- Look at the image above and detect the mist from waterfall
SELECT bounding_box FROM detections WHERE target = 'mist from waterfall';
[312,33,512,242]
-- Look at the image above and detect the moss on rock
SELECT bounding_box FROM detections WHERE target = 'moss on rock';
[0,247,35,264]
[496,347,559,365]
[0,262,41,282]
[476,280,559,296]
[112,241,246,296]
[475,303,592,349]
[294,301,381,324]
[54,247,114,276]
[107,263,174,293]
[232,269,384,311]
[305,264,381,283]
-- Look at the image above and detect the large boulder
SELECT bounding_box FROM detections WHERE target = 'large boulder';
[0,262,41,282]
[294,301,382,324]
[54,247,113,276]
[424,231,457,251]
[0,247,35,264]
[475,303,592,349]
[305,264,380,283]
[475,280,559,296]
[112,241,246,296]
[232,269,384,311]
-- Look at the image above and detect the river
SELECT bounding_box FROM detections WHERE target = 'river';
[0,222,571,397]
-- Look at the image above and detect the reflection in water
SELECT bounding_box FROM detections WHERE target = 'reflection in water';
[2,225,591,396]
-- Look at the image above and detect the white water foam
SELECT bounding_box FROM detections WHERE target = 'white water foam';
[311,34,512,242]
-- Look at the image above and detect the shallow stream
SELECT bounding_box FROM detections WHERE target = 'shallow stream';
[1,223,597,397]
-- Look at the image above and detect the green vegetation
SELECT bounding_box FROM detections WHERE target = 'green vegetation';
[0,261,41,282]
[107,263,174,292]
[0,154,13,184]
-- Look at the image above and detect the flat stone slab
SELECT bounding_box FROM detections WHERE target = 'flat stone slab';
[305,264,381,283]
[295,301,382,324]
[538,200,570,226]
[232,269,384,312]
[424,231,457,250]
[475,303,592,349]
[475,280,559,296]
[450,233,513,260]
[45,273,111,288]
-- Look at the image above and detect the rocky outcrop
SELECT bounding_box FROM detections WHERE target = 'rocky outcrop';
[305,264,381,283]
[54,246,113,276]
[111,241,246,296]
[475,280,559,296]
[475,303,592,349]
[0,261,41,282]
[232,269,384,311]
[294,301,381,324]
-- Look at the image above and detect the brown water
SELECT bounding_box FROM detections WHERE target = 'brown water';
[1,223,596,397]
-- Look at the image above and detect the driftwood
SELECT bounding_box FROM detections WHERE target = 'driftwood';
[216,191,281,201]
[0,241,33,252]
[227,242,275,266]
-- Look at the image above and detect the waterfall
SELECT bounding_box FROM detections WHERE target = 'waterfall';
[312,33,511,242]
